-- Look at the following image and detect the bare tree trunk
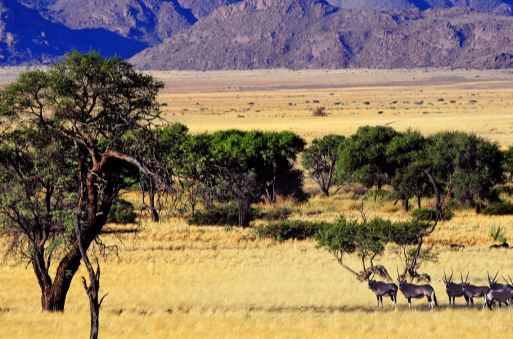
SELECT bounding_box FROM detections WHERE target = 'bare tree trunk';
[404,170,441,277]
[74,176,106,339]
[37,250,82,311]
[401,198,410,212]
[149,187,159,222]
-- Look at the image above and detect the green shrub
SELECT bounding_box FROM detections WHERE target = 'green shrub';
[411,208,453,221]
[258,206,292,221]
[255,220,331,241]
[107,199,137,224]
[367,189,389,202]
[188,202,256,227]
[491,186,513,197]
[482,201,513,215]
[490,223,507,242]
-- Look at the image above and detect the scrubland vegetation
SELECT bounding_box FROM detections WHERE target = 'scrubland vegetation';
[2,54,513,338]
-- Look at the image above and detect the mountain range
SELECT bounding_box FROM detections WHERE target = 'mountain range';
[4,0,513,69]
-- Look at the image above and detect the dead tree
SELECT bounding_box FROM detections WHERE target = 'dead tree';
[401,170,442,281]
[74,145,107,339]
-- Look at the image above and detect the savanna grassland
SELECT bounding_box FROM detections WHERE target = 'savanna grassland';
[155,68,513,146]
[2,68,513,338]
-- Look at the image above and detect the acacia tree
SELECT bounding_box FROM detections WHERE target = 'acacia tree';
[0,126,78,310]
[315,217,393,282]
[302,134,346,197]
[0,50,165,311]
[338,126,400,189]
[427,131,504,211]
[386,130,430,211]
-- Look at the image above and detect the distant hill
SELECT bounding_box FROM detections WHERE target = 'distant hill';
[4,0,513,67]
[16,0,243,46]
[0,0,242,64]
[326,0,513,14]
[130,0,513,70]
[0,0,146,65]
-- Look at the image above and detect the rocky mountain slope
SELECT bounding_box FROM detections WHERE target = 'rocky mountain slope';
[17,0,242,46]
[326,0,513,14]
[0,0,146,65]
[4,0,513,67]
[129,0,513,70]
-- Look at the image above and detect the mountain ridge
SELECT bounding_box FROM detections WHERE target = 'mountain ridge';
[4,0,513,67]
[129,0,513,70]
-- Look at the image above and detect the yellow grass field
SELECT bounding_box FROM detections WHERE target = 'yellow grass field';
[2,68,513,338]
[153,68,513,146]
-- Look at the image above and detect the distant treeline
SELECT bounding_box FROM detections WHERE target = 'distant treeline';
[155,124,512,225]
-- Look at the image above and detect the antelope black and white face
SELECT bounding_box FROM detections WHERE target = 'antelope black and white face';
[443,270,453,291]
[488,271,499,289]
[461,272,469,292]
[397,277,405,290]
[396,268,405,290]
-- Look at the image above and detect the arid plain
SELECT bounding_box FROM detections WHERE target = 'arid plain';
[2,68,513,338]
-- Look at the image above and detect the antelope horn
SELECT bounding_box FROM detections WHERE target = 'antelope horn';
[488,271,491,283]
[493,270,499,283]
[460,270,464,283]
[444,269,447,282]
[397,265,401,281]
[449,270,453,282]
[466,271,470,284]
[502,275,509,285]
[508,274,513,286]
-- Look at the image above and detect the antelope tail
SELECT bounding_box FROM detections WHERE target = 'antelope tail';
[433,292,438,307]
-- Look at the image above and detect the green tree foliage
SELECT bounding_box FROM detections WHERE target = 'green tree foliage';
[0,127,78,308]
[427,131,504,210]
[315,217,391,280]
[180,130,306,226]
[302,134,346,196]
[0,50,165,311]
[387,130,431,210]
[503,146,513,182]
[338,126,400,189]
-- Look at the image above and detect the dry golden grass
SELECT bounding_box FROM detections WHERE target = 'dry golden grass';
[3,68,513,338]
[2,189,513,338]
[151,68,513,146]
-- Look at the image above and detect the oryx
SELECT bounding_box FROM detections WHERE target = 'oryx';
[486,271,513,309]
[367,274,398,308]
[397,268,438,309]
[488,271,513,292]
[485,289,513,311]
[460,272,490,308]
[443,270,468,305]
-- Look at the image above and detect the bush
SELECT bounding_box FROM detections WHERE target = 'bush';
[255,220,331,241]
[490,223,507,242]
[411,208,453,221]
[312,106,327,117]
[107,199,137,224]
[491,186,513,197]
[482,201,513,215]
[188,202,256,227]
[258,206,293,221]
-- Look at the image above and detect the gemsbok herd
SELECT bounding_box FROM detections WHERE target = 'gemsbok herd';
[367,270,513,311]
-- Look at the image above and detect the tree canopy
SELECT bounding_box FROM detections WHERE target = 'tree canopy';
[0,50,165,311]
[302,134,346,196]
